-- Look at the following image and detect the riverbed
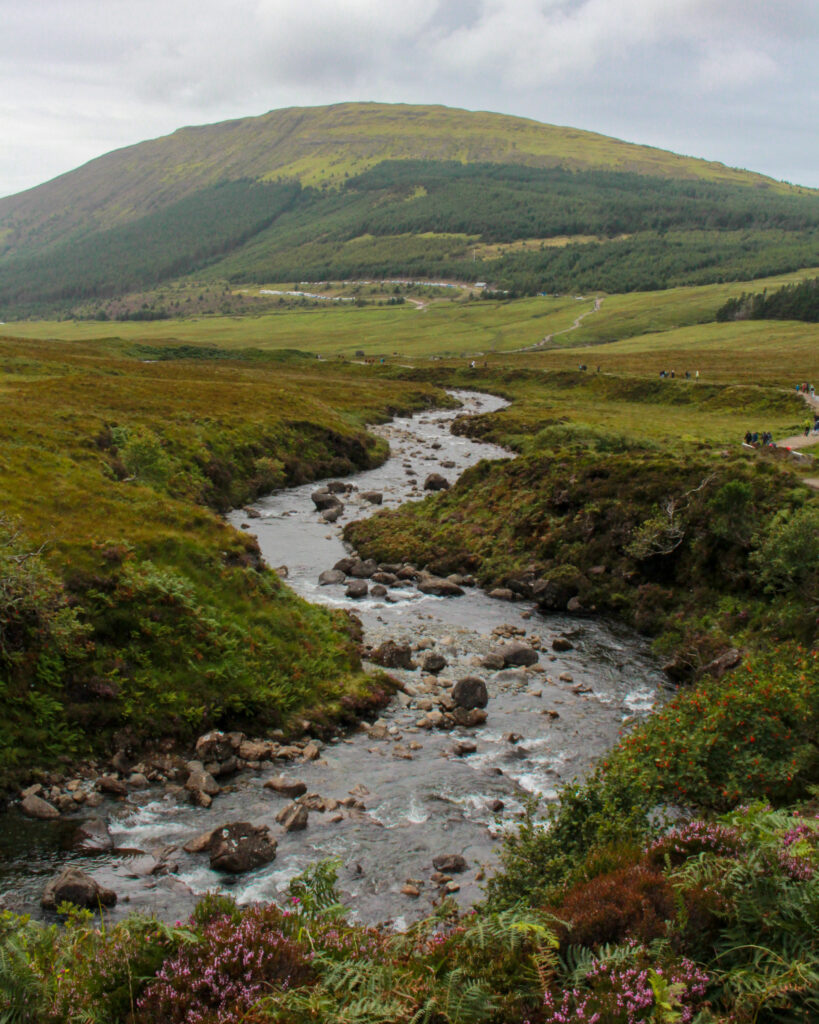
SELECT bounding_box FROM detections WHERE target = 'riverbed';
[0,391,666,926]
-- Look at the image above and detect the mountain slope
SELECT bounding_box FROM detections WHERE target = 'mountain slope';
[0,102,804,258]
[1,102,818,316]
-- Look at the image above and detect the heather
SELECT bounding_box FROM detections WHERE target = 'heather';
[3,807,818,1023]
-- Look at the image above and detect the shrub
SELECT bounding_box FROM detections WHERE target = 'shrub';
[550,864,674,950]
[135,904,314,1024]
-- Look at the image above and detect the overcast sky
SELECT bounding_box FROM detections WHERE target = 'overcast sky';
[3,0,818,199]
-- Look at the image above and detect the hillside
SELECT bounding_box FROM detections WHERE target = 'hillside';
[1,102,819,316]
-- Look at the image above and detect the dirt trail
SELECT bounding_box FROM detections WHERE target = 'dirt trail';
[774,389,819,450]
[513,296,603,354]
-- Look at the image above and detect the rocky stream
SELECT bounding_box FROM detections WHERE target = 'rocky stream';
[0,391,667,927]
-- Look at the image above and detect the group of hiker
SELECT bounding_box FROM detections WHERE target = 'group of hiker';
[744,431,775,447]
[795,382,816,397]
[659,369,699,379]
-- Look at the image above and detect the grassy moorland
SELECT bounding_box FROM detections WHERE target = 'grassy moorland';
[2,273,819,1022]
[0,334,448,786]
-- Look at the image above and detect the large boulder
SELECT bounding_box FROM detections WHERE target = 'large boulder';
[209,823,277,873]
[370,642,415,670]
[492,641,539,667]
[432,853,467,874]
[311,490,342,512]
[21,794,60,820]
[264,776,307,798]
[422,652,448,675]
[319,569,347,586]
[346,579,368,599]
[451,676,489,710]
[195,730,233,763]
[424,473,450,491]
[276,803,309,832]
[417,575,464,597]
[349,558,379,578]
[360,491,383,505]
[42,867,117,910]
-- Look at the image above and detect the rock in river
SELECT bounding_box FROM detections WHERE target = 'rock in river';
[311,490,343,512]
[346,579,368,599]
[417,574,464,597]
[209,822,277,873]
[424,473,450,491]
[21,794,60,820]
[432,853,467,874]
[451,676,488,710]
[491,641,539,667]
[42,866,117,910]
[370,641,415,670]
[264,776,307,798]
[276,802,309,832]
[319,569,347,586]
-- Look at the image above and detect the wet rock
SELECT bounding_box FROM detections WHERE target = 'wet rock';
[552,636,574,652]
[487,799,505,812]
[422,652,448,674]
[97,775,128,797]
[566,596,584,613]
[397,565,420,580]
[42,867,117,910]
[302,742,321,762]
[440,460,456,468]
[360,491,383,505]
[423,473,450,491]
[276,803,309,832]
[417,575,464,597]
[559,672,574,682]
[195,731,233,763]
[73,818,114,852]
[453,740,477,756]
[183,827,220,853]
[321,506,342,523]
[401,883,420,897]
[480,652,505,671]
[21,794,60,820]
[318,568,346,586]
[210,823,277,873]
[451,676,488,709]
[349,558,378,578]
[492,641,539,667]
[238,739,276,761]
[273,565,289,579]
[371,584,388,598]
[488,588,515,602]
[346,579,368,599]
[185,768,220,799]
[452,707,487,728]
[334,557,357,574]
[432,854,467,874]
[370,641,415,670]
[326,481,350,494]
[446,881,461,893]
[264,776,307,798]
[311,490,342,512]
[505,732,523,745]
[244,507,261,518]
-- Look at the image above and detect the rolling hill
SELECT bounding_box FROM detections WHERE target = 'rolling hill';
[1,101,818,317]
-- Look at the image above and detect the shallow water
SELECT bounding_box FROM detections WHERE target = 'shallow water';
[0,391,666,925]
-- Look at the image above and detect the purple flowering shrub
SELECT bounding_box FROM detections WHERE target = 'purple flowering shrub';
[135,904,314,1024]
[645,820,744,868]
[542,950,709,1024]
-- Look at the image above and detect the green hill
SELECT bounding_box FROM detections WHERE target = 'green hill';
[1,102,818,316]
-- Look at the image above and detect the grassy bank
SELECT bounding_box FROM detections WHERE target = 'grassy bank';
[0,336,448,787]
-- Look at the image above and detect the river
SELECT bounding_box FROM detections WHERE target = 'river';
[0,391,666,927]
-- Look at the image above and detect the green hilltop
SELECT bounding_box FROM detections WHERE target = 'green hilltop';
[1,101,818,316]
